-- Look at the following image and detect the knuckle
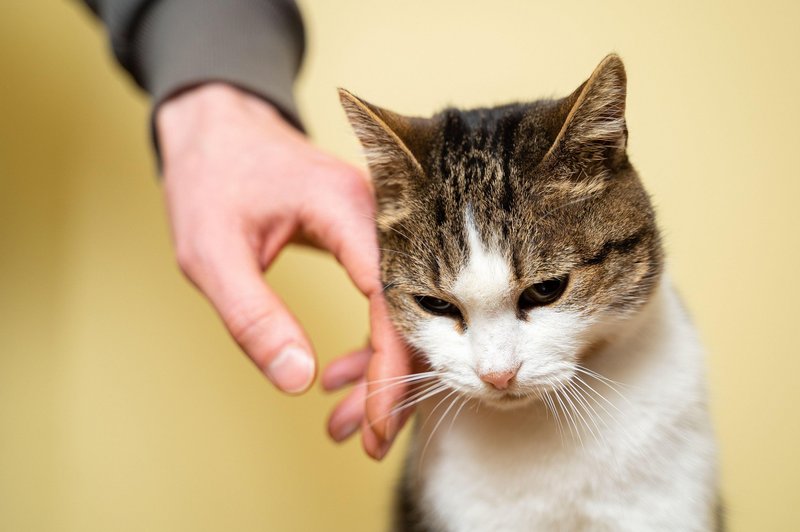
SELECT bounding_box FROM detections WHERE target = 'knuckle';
[338,168,370,197]
[174,225,220,278]
[174,241,198,277]
[173,236,209,278]
[319,163,365,194]
[225,303,274,353]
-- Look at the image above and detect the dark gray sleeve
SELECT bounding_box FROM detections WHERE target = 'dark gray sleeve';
[83,0,305,130]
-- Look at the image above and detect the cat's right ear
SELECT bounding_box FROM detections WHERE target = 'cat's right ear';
[339,89,429,221]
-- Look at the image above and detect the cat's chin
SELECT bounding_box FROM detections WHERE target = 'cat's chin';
[477,392,538,411]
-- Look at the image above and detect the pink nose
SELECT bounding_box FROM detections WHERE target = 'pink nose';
[480,370,517,390]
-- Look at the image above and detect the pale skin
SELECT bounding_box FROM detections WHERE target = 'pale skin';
[156,82,411,459]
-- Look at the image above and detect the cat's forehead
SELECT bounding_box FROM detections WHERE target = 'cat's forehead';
[423,104,572,225]
[450,209,515,308]
[429,103,562,181]
[400,105,584,278]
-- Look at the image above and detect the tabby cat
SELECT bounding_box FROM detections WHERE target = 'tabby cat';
[341,54,720,532]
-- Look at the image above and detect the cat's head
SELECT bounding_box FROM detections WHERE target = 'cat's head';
[341,55,662,409]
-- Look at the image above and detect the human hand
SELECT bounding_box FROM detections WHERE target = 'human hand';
[156,83,410,459]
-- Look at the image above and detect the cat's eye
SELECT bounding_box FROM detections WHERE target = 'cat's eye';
[414,295,461,317]
[519,276,568,309]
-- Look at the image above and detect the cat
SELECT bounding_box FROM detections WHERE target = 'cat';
[340,54,721,532]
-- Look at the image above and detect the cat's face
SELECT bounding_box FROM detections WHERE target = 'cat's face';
[342,55,662,409]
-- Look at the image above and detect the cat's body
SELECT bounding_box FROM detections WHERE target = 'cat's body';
[341,55,720,531]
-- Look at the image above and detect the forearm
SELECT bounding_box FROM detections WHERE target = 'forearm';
[81,0,305,129]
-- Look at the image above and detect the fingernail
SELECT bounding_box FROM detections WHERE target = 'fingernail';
[266,345,314,394]
[333,421,360,442]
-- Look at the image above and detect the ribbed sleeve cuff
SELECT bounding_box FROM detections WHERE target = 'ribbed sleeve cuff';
[130,0,305,131]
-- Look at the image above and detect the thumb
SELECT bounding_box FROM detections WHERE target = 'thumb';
[178,228,316,393]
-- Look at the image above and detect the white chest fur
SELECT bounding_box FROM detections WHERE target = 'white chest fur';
[407,281,719,532]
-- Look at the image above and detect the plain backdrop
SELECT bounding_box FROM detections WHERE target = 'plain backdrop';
[2,1,799,530]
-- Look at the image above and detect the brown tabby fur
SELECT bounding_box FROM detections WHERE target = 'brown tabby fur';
[340,55,663,342]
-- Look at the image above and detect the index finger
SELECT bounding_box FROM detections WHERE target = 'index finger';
[299,167,382,299]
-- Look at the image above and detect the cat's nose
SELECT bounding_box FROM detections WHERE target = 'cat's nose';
[479,370,517,390]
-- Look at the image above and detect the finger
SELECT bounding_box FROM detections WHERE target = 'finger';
[326,382,366,442]
[180,228,316,394]
[361,415,387,461]
[360,402,414,461]
[301,169,382,298]
[365,294,414,443]
[321,346,371,391]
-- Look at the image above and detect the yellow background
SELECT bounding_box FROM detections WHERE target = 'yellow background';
[2,1,798,530]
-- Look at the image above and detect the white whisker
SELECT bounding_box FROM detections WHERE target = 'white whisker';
[574,366,632,405]
[540,388,565,443]
[363,372,442,400]
[419,388,459,432]
[366,380,447,430]
[550,379,583,447]
[560,382,596,446]
[572,374,623,418]
[447,396,470,435]
[565,380,605,445]
[419,391,462,470]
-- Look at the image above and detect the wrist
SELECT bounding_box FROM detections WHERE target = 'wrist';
[156,83,284,161]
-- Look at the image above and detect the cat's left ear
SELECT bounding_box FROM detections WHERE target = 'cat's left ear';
[543,54,628,173]
[339,89,432,222]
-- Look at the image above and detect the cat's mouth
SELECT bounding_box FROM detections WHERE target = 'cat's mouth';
[498,392,526,402]
[479,390,535,409]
